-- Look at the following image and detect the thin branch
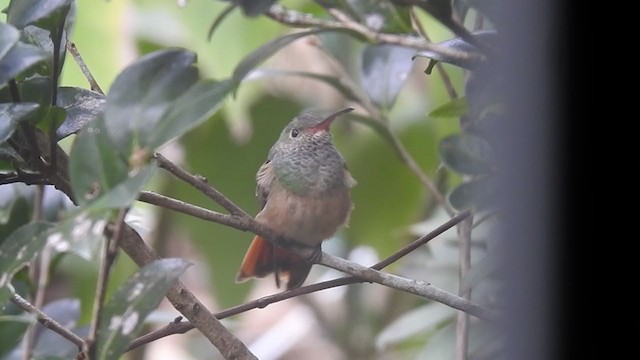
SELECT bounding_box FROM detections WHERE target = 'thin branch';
[456,215,473,360]
[86,208,128,358]
[410,9,458,99]
[126,210,472,352]
[66,42,104,94]
[153,153,250,217]
[11,293,85,350]
[264,4,483,65]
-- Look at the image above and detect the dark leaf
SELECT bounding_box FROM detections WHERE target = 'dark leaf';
[0,222,52,304]
[104,49,199,152]
[439,133,494,175]
[32,298,81,358]
[232,29,332,86]
[56,87,105,139]
[234,0,277,17]
[429,97,468,118]
[360,44,415,109]
[0,42,47,88]
[0,102,40,143]
[96,258,191,360]
[69,114,158,209]
[448,177,496,211]
[247,68,360,102]
[34,105,66,134]
[20,25,68,78]
[413,29,496,70]
[6,0,73,29]
[144,79,233,150]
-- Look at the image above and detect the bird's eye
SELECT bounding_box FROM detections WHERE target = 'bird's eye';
[290,128,300,138]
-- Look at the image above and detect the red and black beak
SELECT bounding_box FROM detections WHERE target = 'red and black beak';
[310,107,354,132]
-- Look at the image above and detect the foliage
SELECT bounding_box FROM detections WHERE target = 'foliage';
[1,0,503,359]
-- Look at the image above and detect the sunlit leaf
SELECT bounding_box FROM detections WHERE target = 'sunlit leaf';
[232,29,333,87]
[428,97,468,118]
[0,222,52,304]
[6,0,73,29]
[96,258,191,360]
[360,44,415,109]
[439,133,494,176]
[0,103,40,143]
[56,87,105,139]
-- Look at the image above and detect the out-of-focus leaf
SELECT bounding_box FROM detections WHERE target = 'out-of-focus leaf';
[348,0,412,33]
[247,68,360,102]
[439,133,494,175]
[34,106,66,135]
[29,299,83,359]
[56,87,105,139]
[89,165,157,210]
[232,29,332,87]
[6,0,73,29]
[360,44,415,109]
[234,0,276,17]
[144,79,233,150]
[376,303,455,350]
[96,258,191,360]
[207,3,237,41]
[448,177,496,211]
[461,246,502,293]
[0,23,20,59]
[0,103,40,143]
[0,42,47,88]
[0,222,52,304]
[413,30,497,70]
[428,97,468,118]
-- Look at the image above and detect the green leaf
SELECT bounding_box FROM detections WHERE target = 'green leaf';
[247,68,360,102]
[375,303,455,350]
[360,44,415,109]
[6,0,73,29]
[207,3,237,41]
[0,102,40,143]
[69,114,157,209]
[56,87,105,139]
[96,258,191,360]
[0,23,21,60]
[0,222,52,304]
[439,133,494,176]
[232,29,333,86]
[104,49,199,151]
[0,42,47,88]
[428,97,468,118]
[448,177,496,211]
[143,79,233,150]
[413,30,496,70]
[47,208,109,261]
[20,25,68,78]
[34,105,66,134]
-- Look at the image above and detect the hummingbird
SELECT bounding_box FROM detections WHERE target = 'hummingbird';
[235,107,357,289]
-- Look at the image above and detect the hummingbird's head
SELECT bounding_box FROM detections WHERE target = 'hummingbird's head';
[277,107,354,147]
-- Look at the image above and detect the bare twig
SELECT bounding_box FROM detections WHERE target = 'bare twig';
[66,42,104,95]
[86,208,128,358]
[126,210,472,351]
[456,215,473,360]
[154,153,249,217]
[11,293,85,351]
[264,4,484,65]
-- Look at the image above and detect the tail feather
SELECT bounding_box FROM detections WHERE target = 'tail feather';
[236,236,312,290]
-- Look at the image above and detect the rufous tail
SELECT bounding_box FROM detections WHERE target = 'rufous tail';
[235,236,312,290]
